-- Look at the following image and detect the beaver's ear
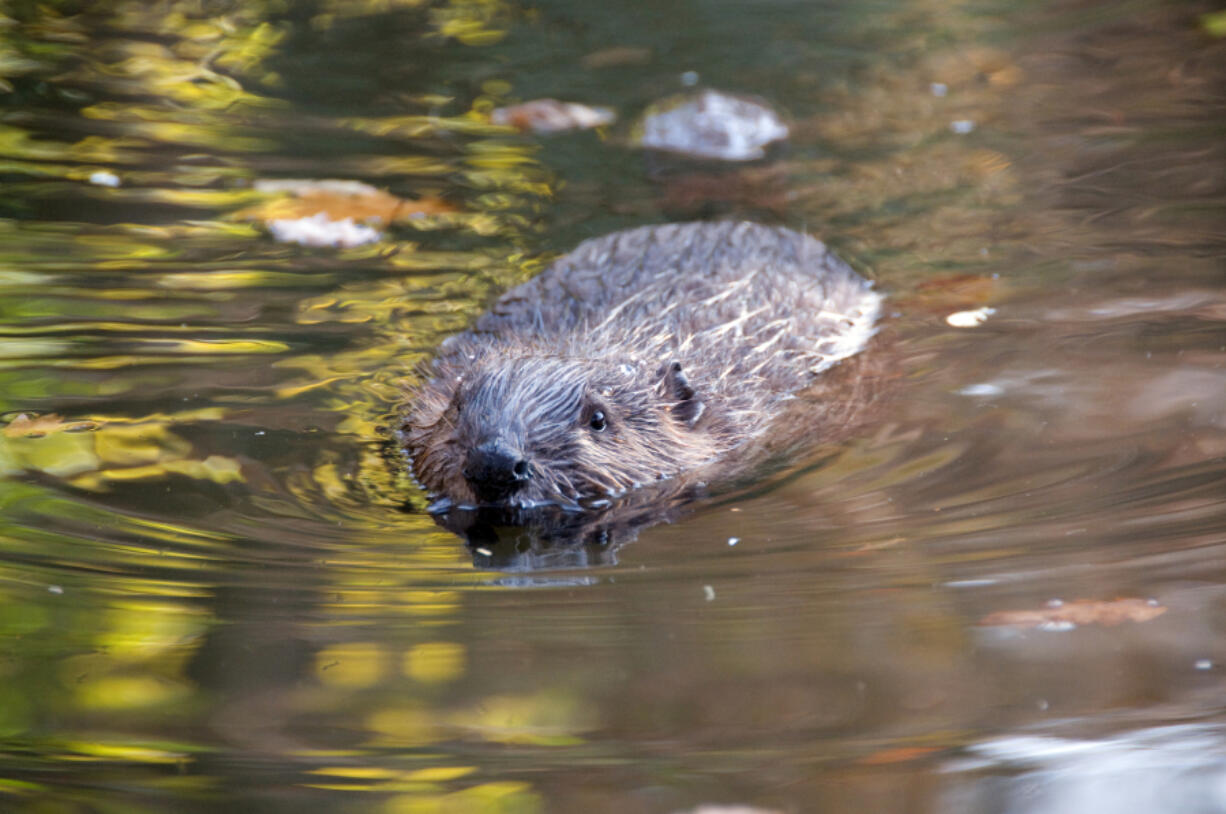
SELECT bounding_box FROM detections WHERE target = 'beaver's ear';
[662,361,705,427]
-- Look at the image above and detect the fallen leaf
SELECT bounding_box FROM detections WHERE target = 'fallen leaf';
[490,99,616,134]
[233,179,456,246]
[859,745,943,765]
[266,213,382,249]
[3,413,99,438]
[980,598,1167,629]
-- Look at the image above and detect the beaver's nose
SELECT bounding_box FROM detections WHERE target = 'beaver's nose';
[462,441,530,503]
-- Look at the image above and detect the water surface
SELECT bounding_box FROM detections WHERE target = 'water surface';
[0,0,1224,812]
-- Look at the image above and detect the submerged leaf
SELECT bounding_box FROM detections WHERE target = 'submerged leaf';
[980,599,1168,629]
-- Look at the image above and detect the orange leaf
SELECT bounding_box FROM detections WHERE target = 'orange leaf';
[980,598,1167,629]
[491,99,615,133]
[235,179,456,226]
[860,746,943,765]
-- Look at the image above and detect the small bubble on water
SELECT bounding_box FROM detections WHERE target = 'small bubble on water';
[951,119,976,134]
[1037,698,1049,711]
[88,170,120,187]
[48,585,63,595]
[1195,659,1213,671]
[681,70,699,86]
[943,578,999,588]
[946,306,995,327]
[1046,598,1064,608]
[727,537,739,546]
[958,383,1003,397]
[703,585,716,601]
[1038,621,1076,632]
[931,82,948,97]
[475,547,492,557]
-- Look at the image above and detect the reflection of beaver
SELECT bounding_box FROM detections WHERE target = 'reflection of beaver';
[400,220,881,513]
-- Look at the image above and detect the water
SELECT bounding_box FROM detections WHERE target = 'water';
[0,0,1224,812]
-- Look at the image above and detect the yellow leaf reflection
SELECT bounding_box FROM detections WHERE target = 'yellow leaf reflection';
[366,706,438,747]
[316,642,389,688]
[2,408,242,490]
[308,766,399,780]
[94,423,191,466]
[405,767,477,783]
[2,413,98,438]
[58,741,189,764]
[75,676,189,710]
[403,642,466,684]
[385,782,540,814]
[98,600,207,658]
[449,691,594,746]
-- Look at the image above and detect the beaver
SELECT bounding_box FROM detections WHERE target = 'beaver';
[400,220,881,515]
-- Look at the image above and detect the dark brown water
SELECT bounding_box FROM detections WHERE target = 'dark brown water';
[0,1,1224,812]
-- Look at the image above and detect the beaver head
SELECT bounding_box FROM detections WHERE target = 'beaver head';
[403,355,720,509]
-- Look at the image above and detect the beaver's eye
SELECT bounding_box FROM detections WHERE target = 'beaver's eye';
[588,410,607,432]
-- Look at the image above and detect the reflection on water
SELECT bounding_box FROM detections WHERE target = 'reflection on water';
[0,0,1223,811]
[949,725,1226,814]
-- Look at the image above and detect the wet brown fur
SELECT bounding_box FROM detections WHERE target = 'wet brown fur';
[400,220,881,510]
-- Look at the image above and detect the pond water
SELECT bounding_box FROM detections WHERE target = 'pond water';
[1,1,1224,812]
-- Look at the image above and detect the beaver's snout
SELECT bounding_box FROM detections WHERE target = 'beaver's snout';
[462,440,531,503]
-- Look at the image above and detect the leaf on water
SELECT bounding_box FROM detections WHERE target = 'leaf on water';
[490,99,616,133]
[858,745,943,765]
[980,598,1168,629]
[3,413,99,438]
[234,179,458,247]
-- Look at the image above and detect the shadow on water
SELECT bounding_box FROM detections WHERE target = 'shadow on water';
[0,0,1223,812]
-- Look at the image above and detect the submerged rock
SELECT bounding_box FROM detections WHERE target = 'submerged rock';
[633,89,789,161]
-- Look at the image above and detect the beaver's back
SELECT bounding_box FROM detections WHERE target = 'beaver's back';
[472,221,875,351]
[451,221,880,431]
